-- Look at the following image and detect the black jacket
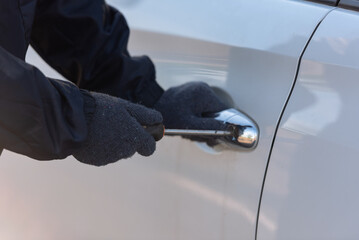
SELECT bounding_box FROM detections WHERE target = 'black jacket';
[0,0,163,159]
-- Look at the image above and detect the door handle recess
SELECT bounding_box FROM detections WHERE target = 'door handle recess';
[144,108,259,150]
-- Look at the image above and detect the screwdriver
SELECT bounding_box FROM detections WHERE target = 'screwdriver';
[143,123,233,141]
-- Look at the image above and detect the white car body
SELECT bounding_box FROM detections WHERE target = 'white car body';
[1,0,358,239]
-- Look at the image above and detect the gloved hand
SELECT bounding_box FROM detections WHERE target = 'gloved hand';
[154,82,228,143]
[73,92,162,166]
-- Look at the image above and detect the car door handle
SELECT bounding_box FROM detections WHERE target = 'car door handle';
[204,108,259,150]
[144,108,259,150]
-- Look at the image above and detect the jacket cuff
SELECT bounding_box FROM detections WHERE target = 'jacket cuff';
[80,90,97,125]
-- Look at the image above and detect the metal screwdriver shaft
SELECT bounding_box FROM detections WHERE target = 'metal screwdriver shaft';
[164,129,232,136]
[143,123,234,141]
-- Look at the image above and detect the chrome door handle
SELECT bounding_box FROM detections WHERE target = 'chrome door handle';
[207,108,259,150]
[165,108,259,150]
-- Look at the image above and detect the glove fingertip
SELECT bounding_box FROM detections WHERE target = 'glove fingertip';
[127,102,163,125]
[141,107,162,122]
[149,109,163,124]
[136,132,157,157]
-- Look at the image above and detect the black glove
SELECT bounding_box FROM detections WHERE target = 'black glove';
[73,92,162,166]
[154,82,228,143]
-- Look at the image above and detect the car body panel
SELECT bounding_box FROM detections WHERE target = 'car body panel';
[0,1,334,239]
[257,8,359,240]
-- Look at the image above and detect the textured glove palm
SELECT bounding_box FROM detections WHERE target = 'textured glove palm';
[74,92,162,166]
[154,82,228,143]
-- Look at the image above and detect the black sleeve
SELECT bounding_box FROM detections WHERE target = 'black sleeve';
[30,0,163,108]
[0,46,95,160]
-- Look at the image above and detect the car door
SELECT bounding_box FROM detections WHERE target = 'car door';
[0,1,333,239]
[257,4,359,240]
